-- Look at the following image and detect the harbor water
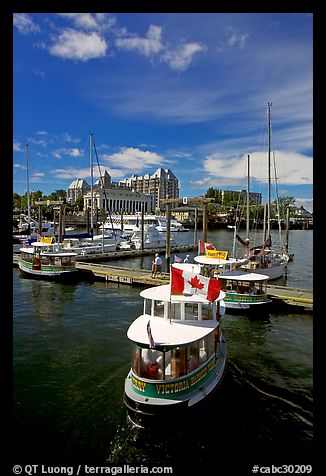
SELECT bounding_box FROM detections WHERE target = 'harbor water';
[11,229,314,474]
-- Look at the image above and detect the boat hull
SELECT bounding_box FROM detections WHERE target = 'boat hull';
[240,262,287,280]
[18,261,77,280]
[124,339,227,428]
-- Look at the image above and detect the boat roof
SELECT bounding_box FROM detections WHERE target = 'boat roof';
[31,241,56,247]
[194,255,247,265]
[127,314,218,346]
[140,283,226,303]
[19,246,77,257]
[218,271,269,281]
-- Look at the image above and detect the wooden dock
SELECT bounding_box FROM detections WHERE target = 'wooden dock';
[266,284,313,311]
[76,261,170,285]
[13,252,313,311]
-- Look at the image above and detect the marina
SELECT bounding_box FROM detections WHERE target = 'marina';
[12,227,313,472]
[12,13,314,474]
[13,251,313,310]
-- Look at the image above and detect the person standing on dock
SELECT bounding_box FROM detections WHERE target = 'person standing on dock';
[152,253,163,278]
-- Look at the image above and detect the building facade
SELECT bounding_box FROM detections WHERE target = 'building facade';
[68,168,179,213]
[66,179,91,205]
[83,170,153,214]
[119,168,179,211]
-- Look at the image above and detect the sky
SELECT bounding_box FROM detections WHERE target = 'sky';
[13,12,313,212]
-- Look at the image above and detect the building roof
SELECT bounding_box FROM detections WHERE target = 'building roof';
[67,179,90,190]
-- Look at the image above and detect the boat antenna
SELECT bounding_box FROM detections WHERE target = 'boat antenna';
[26,144,31,226]
[92,139,117,240]
[246,154,250,241]
[272,149,287,254]
[267,102,272,238]
[90,132,94,233]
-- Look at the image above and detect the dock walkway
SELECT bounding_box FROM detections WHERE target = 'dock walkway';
[13,251,313,311]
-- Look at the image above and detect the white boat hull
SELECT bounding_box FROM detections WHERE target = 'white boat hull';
[243,262,287,281]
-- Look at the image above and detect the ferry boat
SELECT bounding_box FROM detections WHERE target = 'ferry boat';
[217,270,271,311]
[174,251,271,312]
[18,239,78,280]
[124,278,227,427]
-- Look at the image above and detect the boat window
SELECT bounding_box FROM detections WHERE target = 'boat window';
[199,334,215,364]
[61,256,72,266]
[131,345,142,375]
[144,299,151,315]
[137,347,163,380]
[184,303,197,320]
[170,303,181,320]
[171,347,187,378]
[153,301,164,318]
[164,350,172,379]
[187,342,200,373]
[202,304,213,320]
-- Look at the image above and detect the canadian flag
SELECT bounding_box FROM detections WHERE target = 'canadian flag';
[170,266,221,303]
[198,240,216,255]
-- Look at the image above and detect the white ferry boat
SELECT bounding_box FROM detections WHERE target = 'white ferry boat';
[18,240,77,280]
[124,278,227,427]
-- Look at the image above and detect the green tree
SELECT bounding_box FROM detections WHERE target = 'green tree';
[75,195,84,211]
[272,196,296,219]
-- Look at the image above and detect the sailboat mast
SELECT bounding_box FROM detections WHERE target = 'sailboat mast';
[90,132,94,231]
[267,102,272,238]
[246,154,250,240]
[26,144,31,224]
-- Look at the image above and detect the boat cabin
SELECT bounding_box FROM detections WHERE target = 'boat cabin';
[127,285,225,384]
[19,241,77,272]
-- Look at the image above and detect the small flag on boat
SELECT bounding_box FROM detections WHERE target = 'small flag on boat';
[174,255,183,263]
[147,320,155,349]
[170,266,221,303]
[198,241,216,254]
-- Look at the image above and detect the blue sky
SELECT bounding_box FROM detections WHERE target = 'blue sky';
[13,13,313,212]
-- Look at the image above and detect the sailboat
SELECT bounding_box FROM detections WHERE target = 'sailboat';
[237,103,289,281]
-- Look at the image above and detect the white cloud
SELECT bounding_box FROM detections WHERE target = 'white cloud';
[162,42,207,72]
[13,140,24,152]
[57,13,115,32]
[294,198,313,213]
[52,148,83,159]
[217,26,250,52]
[115,24,207,72]
[13,13,40,35]
[61,133,81,144]
[115,25,163,56]
[52,168,90,180]
[49,29,108,61]
[193,150,313,188]
[103,147,164,172]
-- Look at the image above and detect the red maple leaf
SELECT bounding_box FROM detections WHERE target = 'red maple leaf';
[188,275,205,290]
